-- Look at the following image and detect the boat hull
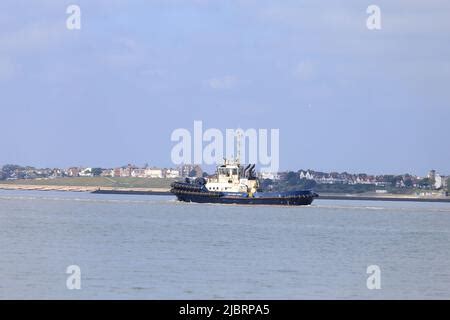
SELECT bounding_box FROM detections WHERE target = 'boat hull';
[171,184,318,206]
[174,193,315,206]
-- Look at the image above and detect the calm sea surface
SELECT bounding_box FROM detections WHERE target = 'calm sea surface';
[0,189,449,299]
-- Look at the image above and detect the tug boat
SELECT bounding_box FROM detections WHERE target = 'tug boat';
[170,159,318,206]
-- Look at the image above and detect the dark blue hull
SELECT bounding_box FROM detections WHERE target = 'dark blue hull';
[174,194,316,205]
[170,182,318,206]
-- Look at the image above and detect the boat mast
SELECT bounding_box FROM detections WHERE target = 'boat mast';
[236,129,242,165]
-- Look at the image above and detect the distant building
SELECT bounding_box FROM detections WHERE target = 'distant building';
[49,168,63,178]
[100,169,112,177]
[428,170,436,181]
[299,170,314,180]
[79,168,93,177]
[120,164,138,177]
[112,168,121,177]
[66,167,80,177]
[131,168,146,178]
[427,169,447,190]
[259,171,280,180]
[120,168,130,177]
[179,164,203,177]
[164,168,180,179]
[145,168,163,178]
[434,173,444,189]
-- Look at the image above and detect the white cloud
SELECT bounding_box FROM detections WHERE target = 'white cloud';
[207,75,238,89]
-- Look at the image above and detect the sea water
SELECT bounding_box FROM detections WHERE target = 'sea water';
[0,190,449,299]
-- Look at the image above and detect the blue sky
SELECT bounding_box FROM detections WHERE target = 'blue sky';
[1,0,449,175]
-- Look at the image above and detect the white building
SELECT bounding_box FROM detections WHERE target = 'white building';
[164,168,180,178]
[78,168,93,177]
[131,169,146,178]
[299,170,314,180]
[145,168,163,178]
[259,171,280,180]
[434,173,444,189]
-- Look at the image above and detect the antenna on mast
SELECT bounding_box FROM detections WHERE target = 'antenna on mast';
[236,129,243,165]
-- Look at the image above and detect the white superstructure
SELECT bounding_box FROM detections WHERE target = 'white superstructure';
[205,159,259,195]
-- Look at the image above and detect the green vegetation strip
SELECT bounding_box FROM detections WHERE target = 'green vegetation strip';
[0,177,175,189]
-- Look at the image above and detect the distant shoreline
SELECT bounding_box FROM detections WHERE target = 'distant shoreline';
[317,194,450,203]
[1,183,449,203]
